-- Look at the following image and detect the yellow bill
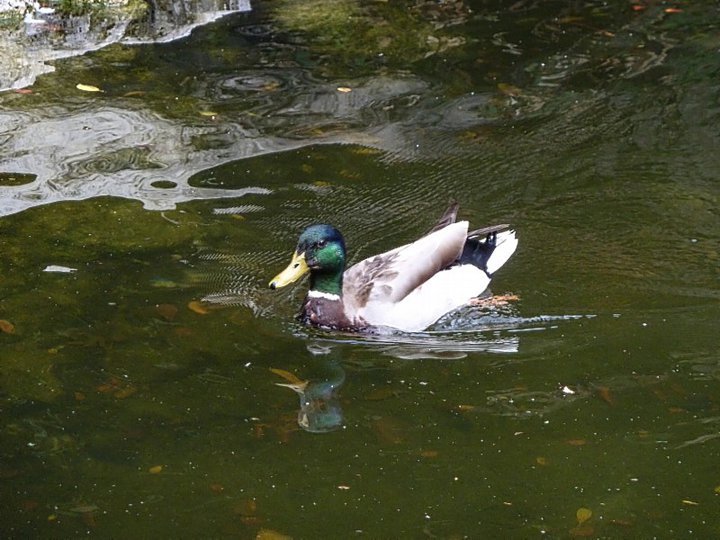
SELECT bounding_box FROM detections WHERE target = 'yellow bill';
[269,251,309,289]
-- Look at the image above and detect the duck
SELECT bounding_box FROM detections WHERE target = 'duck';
[269,202,518,333]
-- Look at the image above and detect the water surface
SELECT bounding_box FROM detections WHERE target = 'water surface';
[1,1,719,537]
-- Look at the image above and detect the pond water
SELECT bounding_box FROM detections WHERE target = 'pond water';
[1,1,719,537]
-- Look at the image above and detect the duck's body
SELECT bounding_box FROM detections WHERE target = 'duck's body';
[270,203,518,333]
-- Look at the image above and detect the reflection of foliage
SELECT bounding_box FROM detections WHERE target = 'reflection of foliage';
[0,9,22,29]
[270,0,470,68]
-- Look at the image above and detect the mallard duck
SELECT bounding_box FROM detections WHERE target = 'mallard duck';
[269,203,518,332]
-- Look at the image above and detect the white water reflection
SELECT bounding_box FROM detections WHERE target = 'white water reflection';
[0,0,252,91]
[0,74,440,216]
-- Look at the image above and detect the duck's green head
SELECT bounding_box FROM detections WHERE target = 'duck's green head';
[269,224,347,295]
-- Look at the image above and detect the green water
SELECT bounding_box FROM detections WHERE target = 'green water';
[1,1,719,537]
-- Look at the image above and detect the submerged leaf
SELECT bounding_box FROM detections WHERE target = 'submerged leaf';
[566,439,588,446]
[233,498,257,517]
[596,386,614,405]
[188,300,210,315]
[0,320,15,334]
[576,507,592,524]
[113,386,137,399]
[256,528,292,540]
[270,368,305,386]
[148,465,163,474]
[156,303,178,321]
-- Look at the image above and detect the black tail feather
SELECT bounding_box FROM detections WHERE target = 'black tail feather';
[459,231,498,276]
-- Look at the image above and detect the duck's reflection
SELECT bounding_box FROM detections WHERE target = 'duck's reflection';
[273,358,346,433]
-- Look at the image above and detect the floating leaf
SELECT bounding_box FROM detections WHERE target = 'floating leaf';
[337,485,350,490]
[336,86,352,93]
[156,303,178,321]
[174,327,194,338]
[536,456,549,466]
[0,320,15,334]
[187,300,210,315]
[497,82,522,97]
[148,465,163,474]
[76,83,103,93]
[122,91,146,97]
[270,368,305,386]
[14,88,33,94]
[664,7,683,13]
[256,528,292,540]
[233,498,257,517]
[199,111,219,117]
[681,499,699,506]
[576,507,592,524]
[714,485,720,494]
[419,450,439,458]
[566,439,588,446]
[96,377,121,393]
[372,416,407,445]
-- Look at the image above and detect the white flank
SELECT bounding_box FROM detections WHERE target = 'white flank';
[359,265,490,332]
[308,290,341,301]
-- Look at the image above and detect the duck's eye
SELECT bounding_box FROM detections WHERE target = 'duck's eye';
[317,240,327,249]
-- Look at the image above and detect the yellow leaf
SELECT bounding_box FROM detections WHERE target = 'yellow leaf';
[576,507,592,524]
[256,529,292,540]
[714,486,720,494]
[336,86,352,93]
[0,319,15,334]
[497,82,522,97]
[113,386,137,399]
[148,465,163,474]
[76,84,103,93]
[681,499,699,506]
[199,111,219,117]
[270,367,304,385]
[187,300,209,315]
